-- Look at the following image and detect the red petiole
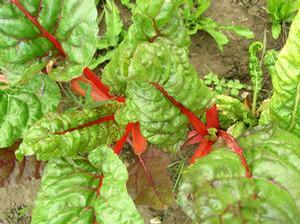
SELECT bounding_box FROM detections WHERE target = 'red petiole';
[11,0,251,177]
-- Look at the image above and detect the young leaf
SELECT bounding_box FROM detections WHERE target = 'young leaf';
[267,0,298,39]
[100,0,124,48]
[248,41,263,115]
[268,11,300,137]
[178,125,300,223]
[0,1,98,82]
[216,95,256,129]
[128,0,191,48]
[16,103,123,160]
[127,147,174,210]
[105,38,212,151]
[0,75,60,148]
[31,146,144,224]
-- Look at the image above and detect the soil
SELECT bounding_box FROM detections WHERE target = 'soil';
[0,0,287,223]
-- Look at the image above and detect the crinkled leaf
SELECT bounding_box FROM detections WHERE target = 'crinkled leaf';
[127,0,190,48]
[0,0,98,82]
[248,41,263,98]
[178,125,300,223]
[127,147,174,210]
[216,95,256,129]
[106,38,212,151]
[269,11,300,137]
[16,103,123,160]
[116,83,188,152]
[31,145,144,224]
[0,75,60,148]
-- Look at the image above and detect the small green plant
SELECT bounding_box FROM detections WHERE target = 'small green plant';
[204,72,246,97]
[183,0,254,50]
[267,0,300,39]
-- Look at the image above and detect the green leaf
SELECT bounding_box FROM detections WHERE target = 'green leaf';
[272,23,282,39]
[16,103,123,160]
[31,145,144,224]
[267,0,298,39]
[0,1,98,82]
[105,38,212,151]
[178,125,300,223]
[99,0,124,48]
[216,95,256,129]
[223,25,254,39]
[198,18,229,51]
[268,11,300,137]
[0,75,60,148]
[128,0,190,48]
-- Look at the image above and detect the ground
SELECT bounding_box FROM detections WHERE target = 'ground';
[0,0,287,223]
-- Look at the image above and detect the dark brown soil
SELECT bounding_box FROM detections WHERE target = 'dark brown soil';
[0,1,286,224]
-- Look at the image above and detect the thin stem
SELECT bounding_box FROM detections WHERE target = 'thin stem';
[251,91,258,116]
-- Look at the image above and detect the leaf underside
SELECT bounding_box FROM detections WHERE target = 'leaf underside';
[127,147,174,210]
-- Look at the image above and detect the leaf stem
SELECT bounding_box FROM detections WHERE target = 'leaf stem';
[151,82,208,136]
[11,0,66,56]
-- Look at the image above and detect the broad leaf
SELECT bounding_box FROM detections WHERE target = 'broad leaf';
[16,103,123,160]
[268,10,300,137]
[105,38,212,151]
[178,125,300,223]
[0,0,98,82]
[0,75,60,148]
[31,145,144,224]
[127,147,175,210]
[127,0,190,48]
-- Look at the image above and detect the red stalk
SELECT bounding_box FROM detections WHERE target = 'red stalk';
[151,83,208,136]
[56,115,115,135]
[206,104,219,129]
[189,139,213,164]
[71,77,110,102]
[82,68,126,103]
[132,123,148,155]
[218,130,252,178]
[10,1,122,103]
[83,68,111,99]
[11,0,66,56]
[184,130,203,146]
[113,123,134,154]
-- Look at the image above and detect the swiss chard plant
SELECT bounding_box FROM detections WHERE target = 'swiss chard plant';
[0,0,300,223]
